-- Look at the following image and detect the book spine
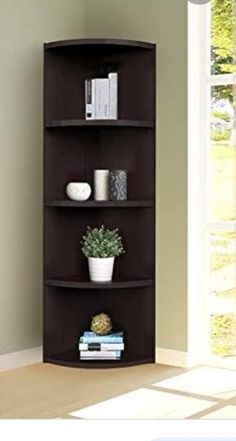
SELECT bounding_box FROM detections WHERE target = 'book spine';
[80,337,123,343]
[79,343,124,351]
[95,78,109,119]
[109,73,118,119]
[85,79,95,120]
[81,356,120,360]
[80,350,121,358]
[83,331,123,337]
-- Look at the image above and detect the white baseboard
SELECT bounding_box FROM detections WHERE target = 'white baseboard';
[0,346,196,372]
[156,347,197,368]
[0,346,42,372]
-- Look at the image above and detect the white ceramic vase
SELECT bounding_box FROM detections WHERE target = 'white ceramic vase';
[66,182,91,201]
[88,257,115,282]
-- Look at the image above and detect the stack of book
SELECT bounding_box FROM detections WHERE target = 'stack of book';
[85,73,118,120]
[78,331,124,360]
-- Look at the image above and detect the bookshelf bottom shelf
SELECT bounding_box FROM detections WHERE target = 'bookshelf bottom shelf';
[44,350,154,369]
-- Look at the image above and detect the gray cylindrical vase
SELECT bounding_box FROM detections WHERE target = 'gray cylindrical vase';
[109,170,127,201]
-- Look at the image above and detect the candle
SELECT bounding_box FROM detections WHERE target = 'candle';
[94,169,109,201]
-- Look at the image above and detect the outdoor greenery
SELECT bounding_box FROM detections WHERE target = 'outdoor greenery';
[81,225,125,258]
[211,0,234,76]
[211,314,236,356]
[211,0,235,151]
[211,0,235,103]
[211,129,231,141]
[212,110,231,122]
[211,252,236,271]
[211,230,236,247]
[212,231,236,240]
[210,144,236,221]
[210,141,236,357]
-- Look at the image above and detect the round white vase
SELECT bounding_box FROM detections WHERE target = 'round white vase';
[66,182,91,201]
[88,257,115,282]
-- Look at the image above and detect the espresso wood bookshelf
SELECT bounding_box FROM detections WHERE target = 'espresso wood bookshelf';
[43,38,156,368]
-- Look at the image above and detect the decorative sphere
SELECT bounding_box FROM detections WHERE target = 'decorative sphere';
[66,182,91,201]
[90,312,112,335]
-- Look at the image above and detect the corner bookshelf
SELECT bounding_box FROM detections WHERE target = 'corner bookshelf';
[43,38,156,368]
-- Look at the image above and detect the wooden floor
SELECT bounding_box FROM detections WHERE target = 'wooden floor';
[1,363,236,419]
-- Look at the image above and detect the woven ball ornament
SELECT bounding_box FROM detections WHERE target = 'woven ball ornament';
[90,312,112,335]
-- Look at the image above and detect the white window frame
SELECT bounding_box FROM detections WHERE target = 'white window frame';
[188,0,236,367]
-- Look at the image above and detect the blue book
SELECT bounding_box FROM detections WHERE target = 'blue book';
[80,331,124,343]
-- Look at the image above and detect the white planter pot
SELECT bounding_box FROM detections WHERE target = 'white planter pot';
[88,257,115,282]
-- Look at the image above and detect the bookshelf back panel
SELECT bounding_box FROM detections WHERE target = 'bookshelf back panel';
[44,208,155,280]
[44,286,155,359]
[44,129,100,200]
[100,127,155,200]
[44,48,155,122]
[44,127,155,201]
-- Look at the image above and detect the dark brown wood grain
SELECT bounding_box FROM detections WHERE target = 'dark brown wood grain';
[45,276,153,289]
[45,350,154,369]
[43,39,156,368]
[45,38,155,50]
[46,119,154,128]
[45,200,153,208]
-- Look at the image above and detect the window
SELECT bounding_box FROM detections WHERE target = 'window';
[209,0,236,362]
[188,0,236,367]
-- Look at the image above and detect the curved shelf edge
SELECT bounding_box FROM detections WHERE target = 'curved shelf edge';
[44,355,155,369]
[45,119,154,128]
[45,278,154,290]
[44,38,155,51]
[45,200,154,208]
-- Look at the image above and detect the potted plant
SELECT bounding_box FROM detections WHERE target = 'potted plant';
[81,225,125,282]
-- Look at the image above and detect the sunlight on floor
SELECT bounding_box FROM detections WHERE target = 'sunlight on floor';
[69,366,236,419]
[154,366,236,399]
[201,405,236,419]
[69,387,214,419]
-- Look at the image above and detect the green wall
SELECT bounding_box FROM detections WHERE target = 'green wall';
[84,0,188,351]
[0,0,85,355]
[0,0,188,355]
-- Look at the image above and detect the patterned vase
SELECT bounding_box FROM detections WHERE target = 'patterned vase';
[109,170,127,201]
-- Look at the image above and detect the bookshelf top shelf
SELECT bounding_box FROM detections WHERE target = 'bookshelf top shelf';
[45,119,154,128]
[44,38,155,51]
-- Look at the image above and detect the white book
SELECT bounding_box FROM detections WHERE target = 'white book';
[95,78,109,119]
[85,79,95,119]
[80,350,121,358]
[109,72,118,119]
[79,343,124,351]
[81,356,120,360]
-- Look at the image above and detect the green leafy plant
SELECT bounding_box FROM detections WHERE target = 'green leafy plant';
[81,225,125,258]
[211,314,236,356]
[211,129,231,141]
[211,110,231,122]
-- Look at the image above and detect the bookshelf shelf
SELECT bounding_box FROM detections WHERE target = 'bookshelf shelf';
[46,119,154,128]
[45,276,154,290]
[45,38,155,51]
[45,349,153,369]
[44,38,156,368]
[45,200,153,208]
